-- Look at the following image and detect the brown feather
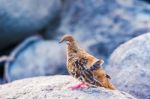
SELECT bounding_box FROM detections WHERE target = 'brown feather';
[60,35,116,90]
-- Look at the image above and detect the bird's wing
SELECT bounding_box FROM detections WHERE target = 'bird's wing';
[78,49,104,68]
[74,59,102,87]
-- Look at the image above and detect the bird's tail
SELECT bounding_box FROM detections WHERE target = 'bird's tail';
[107,80,116,90]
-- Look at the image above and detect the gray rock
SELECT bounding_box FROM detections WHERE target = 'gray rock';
[0,0,61,49]
[5,36,67,82]
[57,0,150,63]
[0,75,136,99]
[106,33,150,99]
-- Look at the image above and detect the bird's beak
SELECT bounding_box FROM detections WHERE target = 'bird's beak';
[59,39,64,43]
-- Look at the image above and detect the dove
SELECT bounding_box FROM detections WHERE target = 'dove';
[59,34,115,90]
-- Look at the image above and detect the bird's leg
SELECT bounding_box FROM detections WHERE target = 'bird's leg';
[80,82,90,88]
[69,82,90,89]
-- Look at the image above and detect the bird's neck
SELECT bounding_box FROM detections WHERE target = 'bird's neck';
[67,42,78,56]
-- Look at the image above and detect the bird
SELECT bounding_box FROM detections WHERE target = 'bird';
[59,34,115,90]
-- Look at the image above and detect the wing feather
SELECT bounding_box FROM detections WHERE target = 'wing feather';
[74,59,102,87]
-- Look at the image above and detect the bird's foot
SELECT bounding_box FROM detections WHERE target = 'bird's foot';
[69,82,89,90]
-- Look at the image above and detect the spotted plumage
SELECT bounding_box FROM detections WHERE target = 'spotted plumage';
[74,59,102,87]
[59,34,115,90]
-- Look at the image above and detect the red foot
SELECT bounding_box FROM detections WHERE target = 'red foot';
[69,82,90,90]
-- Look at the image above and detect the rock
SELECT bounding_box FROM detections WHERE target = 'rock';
[0,75,136,99]
[0,0,61,50]
[56,0,150,63]
[106,33,150,99]
[5,36,67,82]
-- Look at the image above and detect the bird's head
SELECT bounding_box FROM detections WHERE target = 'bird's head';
[59,34,75,45]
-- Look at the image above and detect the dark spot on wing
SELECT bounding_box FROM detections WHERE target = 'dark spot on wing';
[106,74,111,79]
[73,59,102,87]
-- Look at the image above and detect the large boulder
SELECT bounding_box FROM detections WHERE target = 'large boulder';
[5,36,67,82]
[55,0,150,63]
[0,0,61,50]
[106,33,150,99]
[0,75,136,99]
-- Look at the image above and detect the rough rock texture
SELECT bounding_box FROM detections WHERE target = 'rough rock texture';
[56,0,150,63]
[106,33,150,99]
[0,75,136,99]
[0,0,61,49]
[5,36,67,82]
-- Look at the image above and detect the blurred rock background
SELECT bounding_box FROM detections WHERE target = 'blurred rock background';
[0,0,150,98]
[0,75,137,99]
[106,33,150,99]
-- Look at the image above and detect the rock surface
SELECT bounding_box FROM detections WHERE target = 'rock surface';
[5,36,67,82]
[106,33,150,99]
[56,0,150,63]
[0,0,61,49]
[0,75,136,99]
